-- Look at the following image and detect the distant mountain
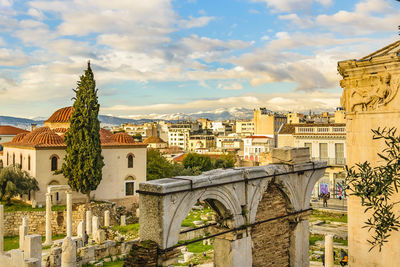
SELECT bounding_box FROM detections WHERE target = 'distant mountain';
[0,107,257,129]
[124,107,255,121]
[0,116,43,130]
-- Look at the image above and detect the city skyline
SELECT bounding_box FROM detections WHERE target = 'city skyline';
[0,0,398,118]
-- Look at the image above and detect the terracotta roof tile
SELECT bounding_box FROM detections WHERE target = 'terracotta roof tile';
[45,106,74,123]
[143,136,166,144]
[0,125,29,135]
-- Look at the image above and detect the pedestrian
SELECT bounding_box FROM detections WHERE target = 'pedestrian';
[323,193,328,207]
[188,262,196,267]
[340,249,348,266]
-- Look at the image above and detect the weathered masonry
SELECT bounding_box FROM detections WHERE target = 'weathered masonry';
[138,147,326,267]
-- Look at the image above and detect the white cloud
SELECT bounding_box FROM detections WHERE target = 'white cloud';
[251,0,330,12]
[178,16,215,29]
[316,0,397,35]
[102,91,340,115]
[217,82,243,90]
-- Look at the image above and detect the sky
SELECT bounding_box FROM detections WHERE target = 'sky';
[0,0,399,118]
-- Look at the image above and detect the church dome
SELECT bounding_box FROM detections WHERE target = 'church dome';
[113,132,135,144]
[100,128,114,144]
[11,132,28,143]
[21,127,52,144]
[45,106,74,123]
[33,131,65,146]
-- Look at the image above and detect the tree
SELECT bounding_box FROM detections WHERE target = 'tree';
[214,153,236,169]
[146,149,202,181]
[59,62,104,203]
[346,127,400,251]
[0,165,39,204]
[183,153,213,172]
[147,148,174,181]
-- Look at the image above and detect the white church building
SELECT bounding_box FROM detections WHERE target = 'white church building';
[0,106,147,206]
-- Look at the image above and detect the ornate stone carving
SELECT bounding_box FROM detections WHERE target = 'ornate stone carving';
[341,73,400,112]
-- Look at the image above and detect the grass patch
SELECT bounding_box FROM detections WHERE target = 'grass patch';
[4,234,65,251]
[111,223,139,238]
[310,210,347,223]
[175,238,213,266]
[309,234,324,246]
[1,199,65,212]
[103,260,124,267]
[181,206,214,227]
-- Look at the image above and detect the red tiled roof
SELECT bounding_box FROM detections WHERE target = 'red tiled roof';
[3,126,147,148]
[143,136,166,144]
[113,132,136,144]
[45,106,74,123]
[245,135,273,139]
[0,125,29,136]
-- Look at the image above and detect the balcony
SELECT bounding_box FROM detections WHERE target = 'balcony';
[312,157,346,166]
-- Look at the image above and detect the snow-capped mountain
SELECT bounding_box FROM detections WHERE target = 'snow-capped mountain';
[0,107,257,129]
[122,107,255,121]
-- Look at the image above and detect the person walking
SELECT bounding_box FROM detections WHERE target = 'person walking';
[323,193,328,207]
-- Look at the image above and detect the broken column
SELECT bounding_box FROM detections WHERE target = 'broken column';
[120,215,126,226]
[0,205,3,254]
[44,193,52,246]
[86,210,92,236]
[19,221,28,250]
[61,237,76,267]
[214,231,252,267]
[24,234,42,264]
[325,234,334,267]
[104,210,110,227]
[77,221,84,238]
[66,191,72,238]
[92,216,99,236]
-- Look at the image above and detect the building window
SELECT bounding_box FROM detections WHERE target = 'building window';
[319,143,328,160]
[51,156,58,171]
[28,156,31,171]
[127,154,134,168]
[304,143,312,157]
[20,154,23,168]
[125,178,136,196]
[6,152,8,166]
[335,143,345,165]
[12,153,15,165]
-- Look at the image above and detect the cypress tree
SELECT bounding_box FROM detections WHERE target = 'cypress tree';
[60,62,104,203]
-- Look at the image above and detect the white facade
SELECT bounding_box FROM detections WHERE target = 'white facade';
[1,145,147,205]
[243,136,274,162]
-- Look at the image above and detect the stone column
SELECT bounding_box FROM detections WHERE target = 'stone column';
[289,219,310,267]
[44,193,52,246]
[214,231,252,267]
[19,224,28,250]
[22,216,29,227]
[120,215,126,226]
[0,205,3,254]
[92,216,99,235]
[23,234,42,262]
[61,237,76,267]
[77,221,84,238]
[66,191,72,238]
[325,234,334,267]
[86,211,92,236]
[104,210,110,227]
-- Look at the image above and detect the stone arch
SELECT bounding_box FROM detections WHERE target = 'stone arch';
[165,186,244,248]
[251,182,292,267]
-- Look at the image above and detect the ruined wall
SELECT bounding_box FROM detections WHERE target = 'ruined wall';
[3,202,123,236]
[251,183,290,267]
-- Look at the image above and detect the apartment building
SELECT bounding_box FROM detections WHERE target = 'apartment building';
[235,120,254,136]
[243,135,274,162]
[278,123,346,198]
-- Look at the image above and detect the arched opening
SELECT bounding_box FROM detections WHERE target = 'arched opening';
[125,176,136,196]
[127,153,134,168]
[251,183,291,267]
[28,155,31,171]
[20,154,23,168]
[6,152,8,165]
[48,180,61,204]
[50,155,59,171]
[12,153,15,165]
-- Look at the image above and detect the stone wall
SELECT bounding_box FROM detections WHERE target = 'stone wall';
[3,202,127,236]
[251,183,290,267]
